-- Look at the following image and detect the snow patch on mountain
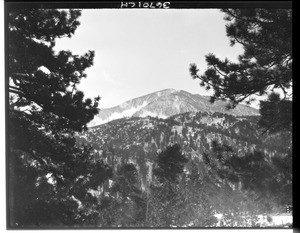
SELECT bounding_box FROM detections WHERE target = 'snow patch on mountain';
[89,101,149,126]
[110,101,148,119]
[138,110,169,119]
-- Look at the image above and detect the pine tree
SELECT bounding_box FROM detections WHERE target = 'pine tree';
[189,9,292,134]
[109,163,146,227]
[8,9,112,227]
[147,144,188,227]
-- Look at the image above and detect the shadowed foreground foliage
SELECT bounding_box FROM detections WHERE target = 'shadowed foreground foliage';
[8,8,112,227]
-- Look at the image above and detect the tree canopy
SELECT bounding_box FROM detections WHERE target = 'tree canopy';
[189,9,292,133]
[8,9,111,227]
[9,9,100,132]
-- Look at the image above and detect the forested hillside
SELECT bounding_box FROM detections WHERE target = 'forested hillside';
[75,111,292,227]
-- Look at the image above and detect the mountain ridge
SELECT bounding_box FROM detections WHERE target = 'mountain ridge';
[89,89,259,127]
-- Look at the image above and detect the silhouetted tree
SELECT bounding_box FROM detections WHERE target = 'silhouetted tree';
[190,9,292,134]
[8,8,112,227]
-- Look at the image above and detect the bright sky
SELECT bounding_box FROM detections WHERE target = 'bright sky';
[54,9,244,108]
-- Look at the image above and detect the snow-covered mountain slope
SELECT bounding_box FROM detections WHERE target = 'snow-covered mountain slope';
[89,89,259,127]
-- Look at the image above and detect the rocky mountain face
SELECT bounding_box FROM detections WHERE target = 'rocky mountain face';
[88,89,259,127]
[77,111,291,191]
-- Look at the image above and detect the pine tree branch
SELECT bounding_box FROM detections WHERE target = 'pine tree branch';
[231,35,247,46]
[11,73,29,86]
[9,87,24,96]
[193,74,226,92]
[9,85,22,92]
[224,9,263,26]
[212,64,228,78]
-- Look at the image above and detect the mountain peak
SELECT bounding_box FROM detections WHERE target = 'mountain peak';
[89,89,259,127]
[155,88,178,95]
